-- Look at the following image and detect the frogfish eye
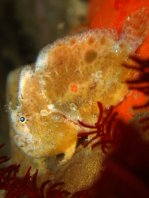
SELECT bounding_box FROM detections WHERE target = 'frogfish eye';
[20,116,26,123]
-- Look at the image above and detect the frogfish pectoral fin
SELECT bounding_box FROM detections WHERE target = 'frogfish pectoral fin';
[58,142,77,165]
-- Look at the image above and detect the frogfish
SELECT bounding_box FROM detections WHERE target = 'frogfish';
[9,8,149,164]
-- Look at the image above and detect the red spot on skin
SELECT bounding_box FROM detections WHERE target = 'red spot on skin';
[88,37,95,45]
[70,83,78,93]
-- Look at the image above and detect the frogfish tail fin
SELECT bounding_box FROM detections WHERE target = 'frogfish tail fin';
[120,8,149,51]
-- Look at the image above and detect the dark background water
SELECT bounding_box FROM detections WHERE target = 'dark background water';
[0,0,88,154]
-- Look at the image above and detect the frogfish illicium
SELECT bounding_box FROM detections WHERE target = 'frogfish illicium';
[9,8,149,164]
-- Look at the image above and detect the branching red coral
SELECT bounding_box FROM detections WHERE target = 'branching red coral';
[73,119,149,198]
[123,55,149,108]
[78,102,118,153]
[0,144,69,198]
[123,54,149,131]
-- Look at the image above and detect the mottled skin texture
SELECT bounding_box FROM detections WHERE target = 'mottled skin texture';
[9,8,149,164]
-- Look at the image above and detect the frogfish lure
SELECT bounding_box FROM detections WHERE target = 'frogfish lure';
[9,8,149,164]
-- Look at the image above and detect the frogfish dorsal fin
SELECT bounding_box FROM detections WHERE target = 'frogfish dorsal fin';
[120,8,149,51]
[18,66,34,100]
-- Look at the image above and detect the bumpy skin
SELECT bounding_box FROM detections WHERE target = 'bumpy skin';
[10,8,149,163]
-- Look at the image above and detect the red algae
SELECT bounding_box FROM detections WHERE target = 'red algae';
[0,145,69,198]
[78,102,118,154]
[72,120,149,198]
[124,55,149,104]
